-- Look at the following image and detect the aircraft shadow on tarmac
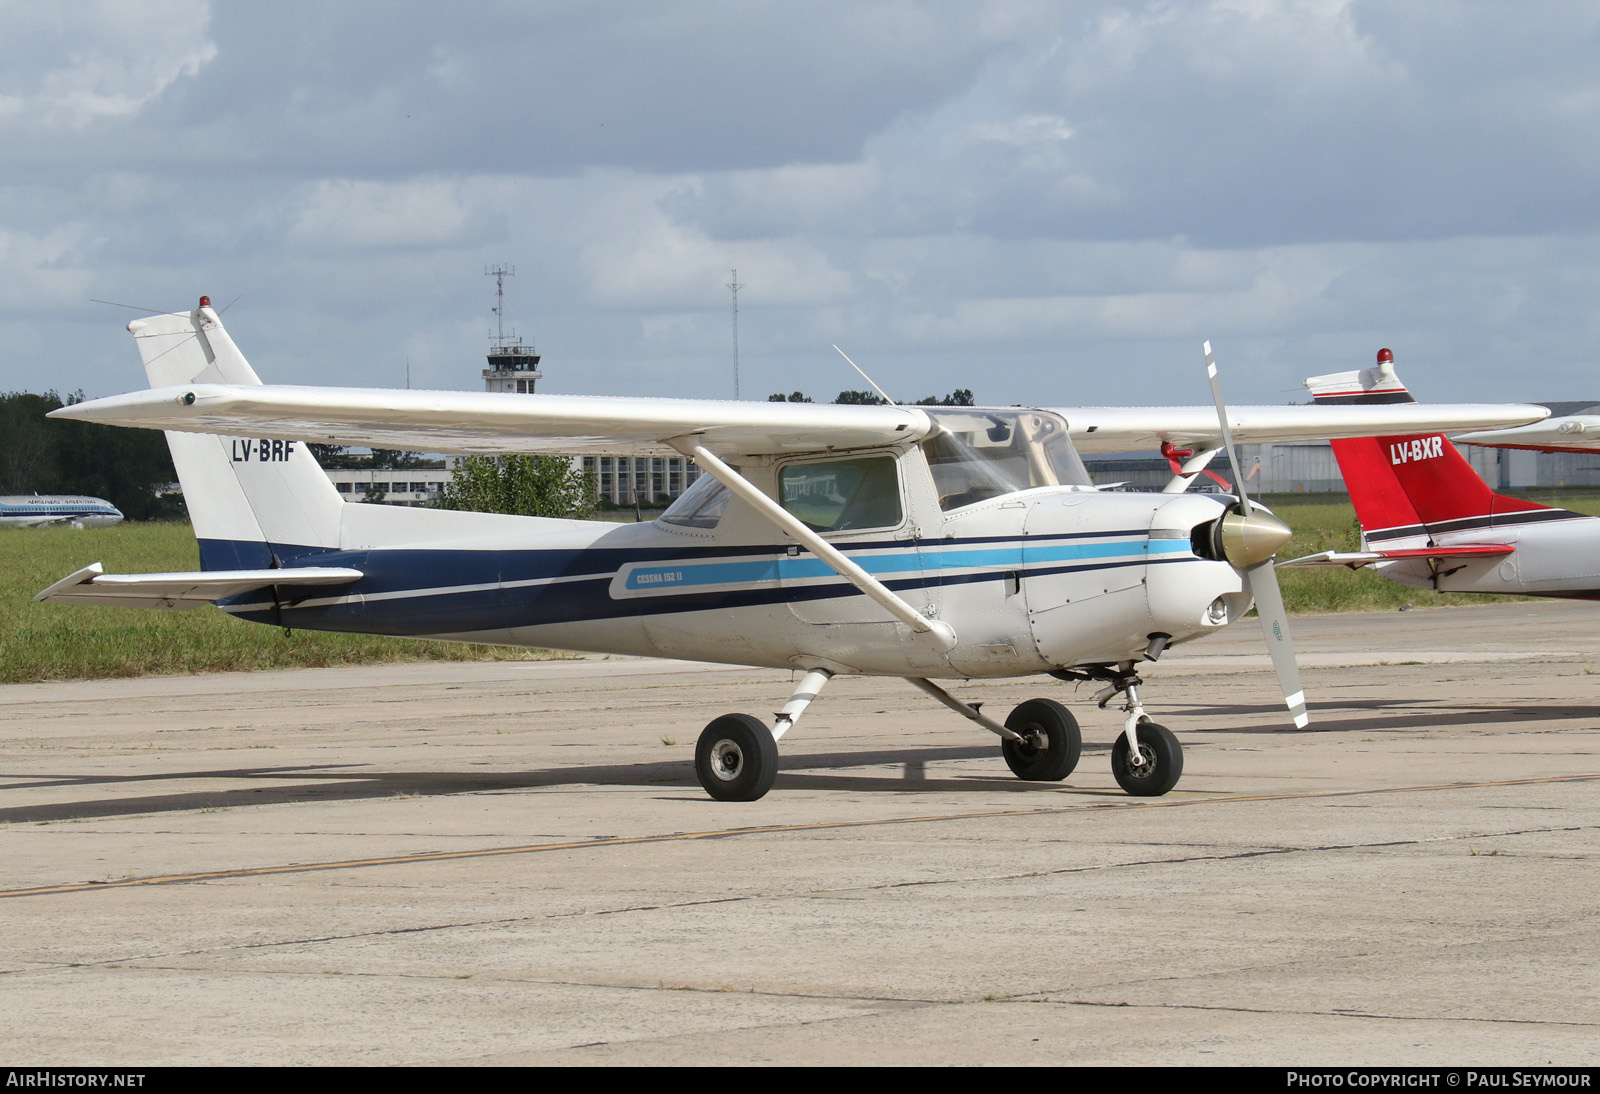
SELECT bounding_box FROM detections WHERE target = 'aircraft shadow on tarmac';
[8,697,1592,823]
[2,744,1108,823]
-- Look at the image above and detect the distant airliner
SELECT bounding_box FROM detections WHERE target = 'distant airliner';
[0,495,124,528]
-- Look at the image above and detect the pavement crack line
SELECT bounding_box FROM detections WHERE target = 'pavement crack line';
[1050,914,1600,1003]
[1033,997,1600,1029]
[7,955,955,1010]
[861,821,1600,893]
[0,893,838,978]
[2,772,1595,902]
[2,822,1592,981]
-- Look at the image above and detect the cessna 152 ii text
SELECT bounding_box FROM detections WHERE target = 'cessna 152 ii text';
[1283,351,1600,600]
[36,302,1546,801]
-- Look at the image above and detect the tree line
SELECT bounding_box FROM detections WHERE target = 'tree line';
[769,388,976,406]
[0,391,181,519]
[0,388,597,522]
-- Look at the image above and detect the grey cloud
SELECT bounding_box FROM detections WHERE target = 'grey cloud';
[45,1,1045,178]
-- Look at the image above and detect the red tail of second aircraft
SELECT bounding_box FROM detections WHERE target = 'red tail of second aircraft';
[1306,350,1563,553]
[1285,349,1600,598]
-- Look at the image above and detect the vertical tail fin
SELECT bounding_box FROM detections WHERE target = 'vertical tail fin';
[128,299,344,568]
[1307,349,1554,548]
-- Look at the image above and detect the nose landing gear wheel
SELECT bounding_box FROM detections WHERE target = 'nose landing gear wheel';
[1001,698,1082,781]
[1111,721,1182,796]
[695,713,779,801]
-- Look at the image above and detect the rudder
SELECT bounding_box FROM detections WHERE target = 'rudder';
[128,299,344,567]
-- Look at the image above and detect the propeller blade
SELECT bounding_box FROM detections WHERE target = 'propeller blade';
[1245,559,1310,728]
[1204,340,1310,728]
[1204,340,1252,515]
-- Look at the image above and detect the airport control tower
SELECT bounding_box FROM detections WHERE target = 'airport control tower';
[482,264,542,394]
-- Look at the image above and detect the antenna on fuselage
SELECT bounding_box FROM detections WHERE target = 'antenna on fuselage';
[832,345,897,406]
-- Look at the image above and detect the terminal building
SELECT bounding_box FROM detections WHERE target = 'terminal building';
[322,470,450,505]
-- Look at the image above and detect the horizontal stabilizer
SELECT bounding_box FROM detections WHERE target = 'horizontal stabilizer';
[35,563,363,610]
[1278,544,1515,570]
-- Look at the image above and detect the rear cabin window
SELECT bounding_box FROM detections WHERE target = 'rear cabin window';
[779,456,902,533]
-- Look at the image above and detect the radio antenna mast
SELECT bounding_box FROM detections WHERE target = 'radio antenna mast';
[486,263,515,345]
[727,268,743,400]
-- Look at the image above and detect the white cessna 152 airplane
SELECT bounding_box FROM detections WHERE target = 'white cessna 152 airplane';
[35,301,1546,801]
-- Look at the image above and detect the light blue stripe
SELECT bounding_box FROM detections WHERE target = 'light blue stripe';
[621,539,1189,591]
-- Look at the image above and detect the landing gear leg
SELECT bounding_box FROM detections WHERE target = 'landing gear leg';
[773,668,833,740]
[1099,669,1183,796]
[693,669,836,802]
[1055,662,1185,797]
[909,679,1085,784]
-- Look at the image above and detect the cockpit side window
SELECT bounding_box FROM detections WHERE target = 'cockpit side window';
[778,456,902,533]
[658,474,731,529]
[922,429,1026,511]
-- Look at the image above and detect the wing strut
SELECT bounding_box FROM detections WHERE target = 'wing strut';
[908,678,1022,742]
[673,440,956,651]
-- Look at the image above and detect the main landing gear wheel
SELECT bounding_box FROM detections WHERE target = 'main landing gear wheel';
[695,713,779,802]
[1001,698,1082,781]
[1110,722,1183,797]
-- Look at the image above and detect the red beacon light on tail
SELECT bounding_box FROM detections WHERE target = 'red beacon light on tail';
[198,296,211,309]
[1376,348,1394,365]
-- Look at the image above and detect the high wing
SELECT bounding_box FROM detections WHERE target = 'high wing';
[35,562,363,609]
[50,383,936,459]
[1061,404,1548,454]
[47,304,1545,458]
[52,385,1547,460]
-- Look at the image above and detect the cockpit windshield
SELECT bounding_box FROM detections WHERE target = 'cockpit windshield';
[921,408,1092,511]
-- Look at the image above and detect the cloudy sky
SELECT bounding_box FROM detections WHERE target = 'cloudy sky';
[4,0,1599,410]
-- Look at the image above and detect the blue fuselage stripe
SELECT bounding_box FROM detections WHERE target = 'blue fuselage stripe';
[208,534,1195,636]
[621,539,1186,591]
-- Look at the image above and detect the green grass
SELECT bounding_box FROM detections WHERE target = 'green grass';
[1266,493,1600,614]
[8,494,1594,683]
[3,523,564,684]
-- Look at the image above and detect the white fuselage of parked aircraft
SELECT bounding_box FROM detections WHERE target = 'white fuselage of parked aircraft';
[35,303,1547,800]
